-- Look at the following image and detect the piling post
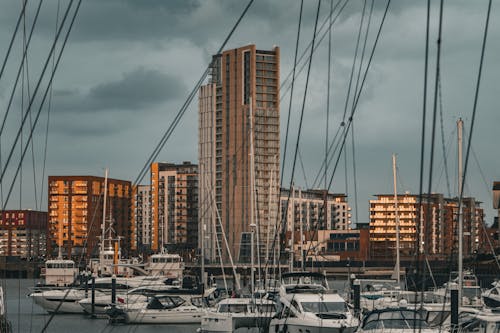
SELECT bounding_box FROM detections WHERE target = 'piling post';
[91,275,96,318]
[450,284,459,333]
[111,274,116,304]
[353,279,361,317]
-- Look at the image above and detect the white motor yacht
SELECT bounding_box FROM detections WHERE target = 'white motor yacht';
[357,307,443,333]
[29,288,106,314]
[200,297,277,333]
[79,283,181,314]
[29,275,167,313]
[34,259,79,290]
[432,270,482,308]
[117,294,205,324]
[482,281,500,309]
[268,271,359,333]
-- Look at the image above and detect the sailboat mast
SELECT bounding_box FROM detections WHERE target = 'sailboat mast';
[392,154,401,285]
[101,168,109,253]
[457,118,463,303]
[249,98,261,284]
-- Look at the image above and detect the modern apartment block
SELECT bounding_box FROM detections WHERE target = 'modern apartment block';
[133,185,152,253]
[280,188,352,233]
[150,162,198,253]
[0,210,47,258]
[279,188,352,263]
[199,44,280,263]
[369,193,484,260]
[48,176,132,258]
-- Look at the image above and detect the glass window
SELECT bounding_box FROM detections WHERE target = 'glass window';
[300,301,347,313]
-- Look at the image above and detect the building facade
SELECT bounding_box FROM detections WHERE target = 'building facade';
[133,185,152,253]
[369,193,484,261]
[150,162,198,254]
[280,188,351,233]
[0,210,47,258]
[280,188,352,263]
[290,228,370,263]
[198,45,280,263]
[48,176,132,258]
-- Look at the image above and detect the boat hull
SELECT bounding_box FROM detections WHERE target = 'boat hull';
[125,307,204,324]
[30,292,85,314]
[269,318,358,333]
[200,313,274,333]
[483,295,500,308]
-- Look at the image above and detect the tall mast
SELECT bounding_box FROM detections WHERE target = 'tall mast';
[392,154,401,285]
[101,168,109,253]
[249,98,261,283]
[457,118,463,303]
[200,164,205,288]
[290,186,295,272]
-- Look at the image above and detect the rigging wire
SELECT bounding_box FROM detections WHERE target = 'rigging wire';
[326,0,391,192]
[133,0,255,187]
[266,0,307,282]
[424,0,444,277]
[413,0,431,293]
[0,0,44,208]
[285,0,321,271]
[351,122,359,224]
[281,0,304,191]
[39,3,84,332]
[0,0,77,209]
[459,0,493,210]
[414,0,431,292]
[0,0,28,83]
[288,0,321,194]
[348,0,373,225]
[325,0,334,189]
[280,0,348,101]
[341,0,367,124]
[18,5,30,332]
[438,71,451,197]
[297,148,309,189]
[471,145,492,199]
[39,0,59,211]
[435,126,455,193]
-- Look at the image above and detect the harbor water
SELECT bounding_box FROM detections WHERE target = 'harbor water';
[2,278,352,332]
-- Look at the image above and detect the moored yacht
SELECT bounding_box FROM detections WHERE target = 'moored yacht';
[268,271,359,333]
[357,307,443,333]
[432,270,482,307]
[482,281,500,309]
[118,294,205,324]
[29,275,168,313]
[200,297,277,333]
[35,259,79,290]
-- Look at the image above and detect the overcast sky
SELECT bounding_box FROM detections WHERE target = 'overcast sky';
[0,0,498,226]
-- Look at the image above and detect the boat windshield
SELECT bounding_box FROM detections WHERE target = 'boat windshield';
[363,310,429,330]
[255,303,276,313]
[218,304,248,313]
[300,301,346,313]
[46,262,75,269]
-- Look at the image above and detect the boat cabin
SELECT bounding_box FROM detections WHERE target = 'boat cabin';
[148,253,184,279]
[41,259,78,287]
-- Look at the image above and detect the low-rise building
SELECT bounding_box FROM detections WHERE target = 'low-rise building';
[0,210,47,258]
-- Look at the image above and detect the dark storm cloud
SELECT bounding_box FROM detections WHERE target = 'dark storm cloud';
[52,68,185,113]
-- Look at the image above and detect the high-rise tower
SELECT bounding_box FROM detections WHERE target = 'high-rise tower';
[198,45,280,263]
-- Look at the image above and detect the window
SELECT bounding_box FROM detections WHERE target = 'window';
[243,50,250,104]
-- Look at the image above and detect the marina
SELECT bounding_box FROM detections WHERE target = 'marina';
[1,0,500,332]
